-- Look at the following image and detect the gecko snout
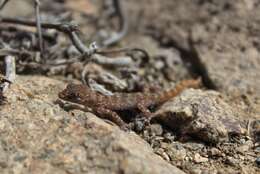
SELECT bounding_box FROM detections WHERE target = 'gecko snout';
[58,90,67,100]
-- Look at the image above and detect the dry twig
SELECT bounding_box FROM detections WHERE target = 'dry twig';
[34,0,44,57]
[102,0,128,47]
[3,55,15,91]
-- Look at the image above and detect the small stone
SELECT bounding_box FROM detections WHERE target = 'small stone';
[239,138,246,144]
[166,145,186,161]
[237,144,250,154]
[184,142,205,151]
[254,147,260,153]
[163,132,175,142]
[194,153,208,163]
[226,157,238,167]
[238,155,245,161]
[154,60,165,70]
[256,157,260,166]
[149,124,163,136]
[155,148,166,158]
[161,152,170,161]
[209,148,222,157]
[0,151,8,168]
[189,167,202,174]
[43,107,55,117]
[133,119,145,132]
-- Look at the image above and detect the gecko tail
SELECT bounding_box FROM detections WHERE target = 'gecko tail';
[159,78,202,103]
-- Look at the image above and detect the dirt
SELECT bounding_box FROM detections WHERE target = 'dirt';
[0,0,259,174]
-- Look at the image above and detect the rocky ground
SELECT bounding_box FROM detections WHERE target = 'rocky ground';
[0,0,259,174]
[0,76,185,174]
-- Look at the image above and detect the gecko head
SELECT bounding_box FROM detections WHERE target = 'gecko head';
[58,83,90,104]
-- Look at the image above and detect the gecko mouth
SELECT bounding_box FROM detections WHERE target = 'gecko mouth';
[58,88,82,104]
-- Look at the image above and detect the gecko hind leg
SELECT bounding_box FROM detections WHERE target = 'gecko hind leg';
[94,107,129,130]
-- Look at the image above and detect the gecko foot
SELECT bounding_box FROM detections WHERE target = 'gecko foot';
[120,124,131,132]
[95,107,128,130]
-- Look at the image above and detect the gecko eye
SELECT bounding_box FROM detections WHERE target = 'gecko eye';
[68,92,78,98]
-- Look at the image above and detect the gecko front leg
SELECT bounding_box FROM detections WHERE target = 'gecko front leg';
[137,102,152,118]
[136,103,153,128]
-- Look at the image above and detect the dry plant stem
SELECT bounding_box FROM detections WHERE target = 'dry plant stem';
[97,47,150,62]
[87,79,114,96]
[91,54,133,67]
[247,119,252,137]
[102,0,128,47]
[0,17,94,56]
[0,17,78,32]
[68,32,133,67]
[81,65,126,95]
[0,17,133,67]
[3,55,15,91]
[0,48,31,57]
[35,0,44,57]
[0,0,9,10]
[97,72,127,90]
[68,31,94,55]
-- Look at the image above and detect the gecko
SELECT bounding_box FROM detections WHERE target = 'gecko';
[58,79,201,129]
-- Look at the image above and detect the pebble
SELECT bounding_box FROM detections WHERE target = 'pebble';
[194,153,208,163]
[209,148,222,157]
[161,152,170,161]
[184,142,205,151]
[133,119,144,132]
[0,152,8,168]
[154,60,165,70]
[167,146,186,161]
[256,157,260,166]
[149,124,163,136]
[254,147,260,153]
[237,144,250,154]
[155,148,169,161]
[163,132,175,142]
[190,167,202,174]
[226,157,238,167]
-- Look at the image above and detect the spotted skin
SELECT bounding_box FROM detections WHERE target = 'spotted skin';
[58,79,201,129]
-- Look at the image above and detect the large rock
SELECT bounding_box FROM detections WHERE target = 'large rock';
[0,0,33,17]
[153,89,245,143]
[191,11,260,117]
[0,76,185,174]
[126,0,260,117]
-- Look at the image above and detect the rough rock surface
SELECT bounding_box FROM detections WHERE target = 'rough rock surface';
[0,1,259,173]
[153,89,245,143]
[0,0,33,17]
[126,0,260,117]
[0,76,185,174]
[190,4,260,117]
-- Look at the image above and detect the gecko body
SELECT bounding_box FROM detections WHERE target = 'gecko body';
[58,79,201,129]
